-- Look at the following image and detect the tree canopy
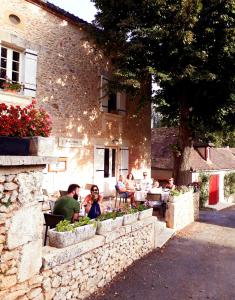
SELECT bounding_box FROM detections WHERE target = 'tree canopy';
[91,0,235,183]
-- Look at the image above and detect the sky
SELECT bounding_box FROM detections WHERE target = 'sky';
[49,0,97,23]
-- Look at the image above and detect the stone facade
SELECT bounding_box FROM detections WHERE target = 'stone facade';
[0,0,151,195]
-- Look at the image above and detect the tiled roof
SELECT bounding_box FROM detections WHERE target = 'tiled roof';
[152,128,235,171]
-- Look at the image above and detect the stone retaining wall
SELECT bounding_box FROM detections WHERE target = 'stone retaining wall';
[41,218,156,300]
[165,191,198,231]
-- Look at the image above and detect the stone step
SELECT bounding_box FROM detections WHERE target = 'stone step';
[156,227,175,248]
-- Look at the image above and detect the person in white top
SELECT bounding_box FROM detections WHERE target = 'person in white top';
[150,180,162,194]
[140,172,153,192]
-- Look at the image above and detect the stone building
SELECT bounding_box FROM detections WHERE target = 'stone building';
[0,0,151,195]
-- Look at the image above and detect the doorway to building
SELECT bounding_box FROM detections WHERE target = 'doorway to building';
[209,175,219,205]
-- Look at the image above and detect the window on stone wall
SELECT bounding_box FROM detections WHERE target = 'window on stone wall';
[0,46,22,89]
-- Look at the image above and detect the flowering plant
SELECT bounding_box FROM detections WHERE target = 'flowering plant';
[2,79,23,92]
[0,100,52,137]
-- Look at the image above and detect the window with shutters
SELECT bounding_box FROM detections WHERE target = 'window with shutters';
[0,46,22,89]
[100,75,126,115]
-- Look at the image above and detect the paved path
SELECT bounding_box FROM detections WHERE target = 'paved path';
[88,206,235,300]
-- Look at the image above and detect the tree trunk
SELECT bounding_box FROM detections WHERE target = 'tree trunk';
[173,99,194,186]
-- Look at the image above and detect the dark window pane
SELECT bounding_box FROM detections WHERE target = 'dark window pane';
[112,149,116,177]
[0,79,6,89]
[1,47,7,58]
[12,72,19,82]
[13,51,20,61]
[108,93,117,113]
[0,68,6,79]
[12,61,19,72]
[1,58,7,69]
[104,148,109,178]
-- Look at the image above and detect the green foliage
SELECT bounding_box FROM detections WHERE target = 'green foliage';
[56,220,75,232]
[74,217,92,227]
[137,204,150,211]
[199,173,210,208]
[91,0,235,182]
[121,204,138,214]
[224,172,235,198]
[170,185,192,197]
[96,212,117,221]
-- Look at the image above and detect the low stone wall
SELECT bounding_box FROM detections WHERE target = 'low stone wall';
[41,217,156,300]
[165,191,198,231]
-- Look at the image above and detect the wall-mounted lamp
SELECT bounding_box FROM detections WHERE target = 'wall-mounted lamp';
[112,138,119,145]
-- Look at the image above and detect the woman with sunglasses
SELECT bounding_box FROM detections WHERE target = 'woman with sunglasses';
[83,185,103,219]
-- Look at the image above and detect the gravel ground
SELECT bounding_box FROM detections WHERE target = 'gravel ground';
[87,205,235,300]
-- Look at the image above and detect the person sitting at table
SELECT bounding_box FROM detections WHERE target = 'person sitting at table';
[150,179,162,193]
[165,177,176,190]
[140,172,152,192]
[125,173,136,192]
[116,175,135,206]
[83,185,103,219]
[53,184,80,222]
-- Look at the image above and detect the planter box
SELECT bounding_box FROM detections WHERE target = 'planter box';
[0,136,30,155]
[138,208,153,220]
[0,136,55,156]
[29,136,55,156]
[123,212,139,225]
[48,223,96,248]
[96,216,123,234]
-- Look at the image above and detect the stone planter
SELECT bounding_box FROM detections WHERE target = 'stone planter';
[123,212,139,225]
[96,216,123,234]
[0,136,55,156]
[48,223,96,248]
[138,208,153,220]
[0,136,31,155]
[29,136,55,156]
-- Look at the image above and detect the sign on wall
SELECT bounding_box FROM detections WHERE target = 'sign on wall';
[48,157,67,172]
[58,137,83,148]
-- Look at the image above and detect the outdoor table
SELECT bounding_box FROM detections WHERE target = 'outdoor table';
[134,190,147,202]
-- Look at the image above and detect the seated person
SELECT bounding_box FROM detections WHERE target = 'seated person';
[150,179,162,194]
[83,185,103,219]
[116,175,135,205]
[140,172,153,192]
[165,177,176,190]
[125,173,136,192]
[53,184,80,222]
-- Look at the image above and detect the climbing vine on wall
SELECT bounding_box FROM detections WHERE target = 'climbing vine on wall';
[224,172,235,198]
[199,173,210,208]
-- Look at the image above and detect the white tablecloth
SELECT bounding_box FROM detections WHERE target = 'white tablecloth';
[134,191,147,202]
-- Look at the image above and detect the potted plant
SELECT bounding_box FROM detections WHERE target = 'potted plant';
[0,100,52,155]
[122,206,139,225]
[2,79,23,93]
[48,217,97,248]
[96,211,124,234]
[137,204,153,220]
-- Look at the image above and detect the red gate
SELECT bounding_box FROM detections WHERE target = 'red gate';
[209,175,219,205]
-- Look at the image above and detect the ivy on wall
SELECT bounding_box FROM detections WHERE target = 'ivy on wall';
[199,173,210,208]
[224,172,235,198]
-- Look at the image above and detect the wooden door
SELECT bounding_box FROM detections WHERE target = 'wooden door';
[209,175,219,205]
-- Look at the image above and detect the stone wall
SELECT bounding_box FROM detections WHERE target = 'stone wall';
[0,157,54,300]
[165,191,198,231]
[41,218,156,300]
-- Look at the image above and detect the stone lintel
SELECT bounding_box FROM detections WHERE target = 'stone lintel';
[0,156,56,167]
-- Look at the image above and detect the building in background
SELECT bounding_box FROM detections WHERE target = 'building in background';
[0,0,151,196]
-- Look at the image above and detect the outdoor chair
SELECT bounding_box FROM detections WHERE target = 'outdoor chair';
[146,193,167,218]
[43,213,64,246]
[59,190,67,197]
[115,185,130,208]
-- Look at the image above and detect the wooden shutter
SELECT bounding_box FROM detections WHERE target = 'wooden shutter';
[24,49,38,97]
[94,146,105,192]
[117,92,126,115]
[119,147,129,177]
[100,75,108,112]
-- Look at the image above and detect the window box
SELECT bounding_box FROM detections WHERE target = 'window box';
[138,208,153,220]
[48,223,97,248]
[123,212,139,225]
[96,216,123,234]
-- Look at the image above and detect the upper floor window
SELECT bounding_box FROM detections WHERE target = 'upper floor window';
[100,75,126,116]
[0,46,22,89]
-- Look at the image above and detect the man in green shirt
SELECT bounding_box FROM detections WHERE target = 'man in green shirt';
[53,184,80,222]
